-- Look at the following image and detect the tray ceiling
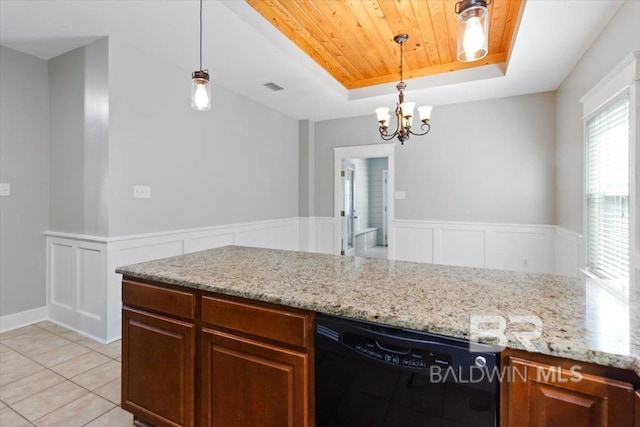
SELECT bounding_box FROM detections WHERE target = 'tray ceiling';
[246,0,525,89]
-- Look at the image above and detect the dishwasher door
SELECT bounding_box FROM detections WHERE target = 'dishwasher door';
[314,314,499,427]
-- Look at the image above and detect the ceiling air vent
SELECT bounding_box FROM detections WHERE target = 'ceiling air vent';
[263,82,284,91]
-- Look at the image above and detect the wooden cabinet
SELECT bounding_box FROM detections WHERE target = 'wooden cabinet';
[200,295,313,427]
[504,356,634,427]
[122,307,196,427]
[122,280,198,427]
[122,279,314,427]
[635,390,640,427]
[200,329,309,427]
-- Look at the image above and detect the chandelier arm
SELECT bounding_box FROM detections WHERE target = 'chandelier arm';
[408,122,431,136]
[379,106,402,140]
[379,129,400,141]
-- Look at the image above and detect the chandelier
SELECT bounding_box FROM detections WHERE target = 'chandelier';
[191,0,211,111]
[375,34,432,145]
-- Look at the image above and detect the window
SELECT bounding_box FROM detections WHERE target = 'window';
[586,95,629,281]
[581,52,638,286]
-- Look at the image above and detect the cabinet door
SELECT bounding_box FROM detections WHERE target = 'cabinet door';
[506,357,633,427]
[635,390,639,427]
[200,328,310,427]
[122,307,196,427]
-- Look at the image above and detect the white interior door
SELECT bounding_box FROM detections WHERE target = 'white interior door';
[341,160,356,256]
[382,170,388,247]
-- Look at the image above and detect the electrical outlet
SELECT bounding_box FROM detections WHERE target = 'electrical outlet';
[133,185,151,199]
[394,191,406,200]
[0,183,10,197]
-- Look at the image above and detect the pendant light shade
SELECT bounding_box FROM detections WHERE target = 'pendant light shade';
[191,0,211,111]
[455,0,490,62]
[191,70,211,111]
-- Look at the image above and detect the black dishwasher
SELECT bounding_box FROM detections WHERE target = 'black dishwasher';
[315,314,500,427]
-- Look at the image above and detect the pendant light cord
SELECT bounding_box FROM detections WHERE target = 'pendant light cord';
[199,0,203,71]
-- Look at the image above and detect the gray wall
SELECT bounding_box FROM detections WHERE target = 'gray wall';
[555,0,640,233]
[314,92,556,225]
[0,47,49,316]
[299,120,314,217]
[107,38,299,236]
[49,38,109,236]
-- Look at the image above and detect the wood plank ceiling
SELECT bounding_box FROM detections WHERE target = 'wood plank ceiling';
[246,0,525,89]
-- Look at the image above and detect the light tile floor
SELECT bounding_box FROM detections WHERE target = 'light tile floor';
[357,245,388,260]
[0,321,133,427]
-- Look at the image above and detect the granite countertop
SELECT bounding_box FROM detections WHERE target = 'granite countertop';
[116,245,640,376]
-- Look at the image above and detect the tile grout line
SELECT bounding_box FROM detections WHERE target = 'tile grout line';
[1,323,125,426]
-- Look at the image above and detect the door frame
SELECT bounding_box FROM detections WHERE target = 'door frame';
[382,169,388,247]
[342,160,356,256]
[333,143,395,259]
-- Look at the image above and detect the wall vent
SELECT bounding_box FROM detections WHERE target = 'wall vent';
[263,82,284,91]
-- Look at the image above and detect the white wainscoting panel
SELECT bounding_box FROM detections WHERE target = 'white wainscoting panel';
[77,246,105,320]
[190,233,235,253]
[298,217,313,253]
[392,222,433,263]
[46,217,300,342]
[487,227,554,273]
[315,218,337,255]
[34,217,585,342]
[392,220,557,274]
[439,229,485,268]
[50,242,74,310]
[47,236,108,341]
[554,227,584,278]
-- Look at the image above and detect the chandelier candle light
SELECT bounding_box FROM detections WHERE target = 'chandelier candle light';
[375,34,432,145]
[191,0,210,111]
[455,0,491,62]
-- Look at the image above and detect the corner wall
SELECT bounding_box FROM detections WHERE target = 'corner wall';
[48,38,109,236]
[0,47,50,319]
[107,38,299,237]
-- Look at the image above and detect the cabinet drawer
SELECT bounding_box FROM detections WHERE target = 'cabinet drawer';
[123,280,195,320]
[201,296,311,348]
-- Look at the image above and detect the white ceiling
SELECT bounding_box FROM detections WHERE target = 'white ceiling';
[0,0,623,122]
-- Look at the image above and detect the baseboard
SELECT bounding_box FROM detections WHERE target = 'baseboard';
[0,306,48,333]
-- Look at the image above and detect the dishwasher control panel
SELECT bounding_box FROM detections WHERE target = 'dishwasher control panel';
[343,332,451,369]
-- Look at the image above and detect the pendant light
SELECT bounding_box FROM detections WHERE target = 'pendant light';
[191,0,210,111]
[455,0,491,62]
[375,34,432,145]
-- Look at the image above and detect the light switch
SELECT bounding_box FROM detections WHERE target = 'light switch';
[133,185,151,199]
[394,191,406,200]
[0,183,10,197]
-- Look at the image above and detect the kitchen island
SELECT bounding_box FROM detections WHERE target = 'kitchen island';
[117,245,640,427]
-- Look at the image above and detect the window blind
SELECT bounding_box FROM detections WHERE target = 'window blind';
[586,94,630,280]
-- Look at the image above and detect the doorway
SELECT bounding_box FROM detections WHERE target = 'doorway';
[333,144,395,260]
